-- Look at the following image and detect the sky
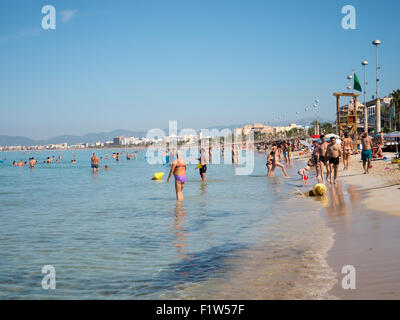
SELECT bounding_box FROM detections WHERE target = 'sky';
[0,0,399,139]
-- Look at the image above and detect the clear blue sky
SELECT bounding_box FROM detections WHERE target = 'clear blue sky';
[1,0,399,139]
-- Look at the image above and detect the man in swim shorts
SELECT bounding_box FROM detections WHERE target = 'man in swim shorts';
[317,135,330,182]
[91,152,100,172]
[199,148,208,183]
[361,131,373,174]
[326,137,342,184]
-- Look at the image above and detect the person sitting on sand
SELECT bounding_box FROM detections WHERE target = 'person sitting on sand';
[326,137,342,184]
[361,131,373,174]
[167,151,186,200]
[372,143,383,158]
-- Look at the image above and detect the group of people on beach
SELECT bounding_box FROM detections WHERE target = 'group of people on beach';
[302,130,380,184]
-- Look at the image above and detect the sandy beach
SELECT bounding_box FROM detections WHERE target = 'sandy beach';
[313,153,400,299]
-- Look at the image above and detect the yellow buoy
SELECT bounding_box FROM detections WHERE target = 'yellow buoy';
[313,183,327,196]
[152,172,165,180]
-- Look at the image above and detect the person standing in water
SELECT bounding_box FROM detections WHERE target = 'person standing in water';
[199,148,208,183]
[361,131,373,174]
[167,151,186,200]
[317,135,330,182]
[91,152,100,172]
[342,132,353,171]
[269,144,289,177]
[326,137,342,184]
[266,150,274,176]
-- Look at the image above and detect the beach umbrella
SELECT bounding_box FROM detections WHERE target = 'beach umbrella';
[384,132,400,155]
[325,133,340,139]
[300,140,311,147]
[385,131,400,138]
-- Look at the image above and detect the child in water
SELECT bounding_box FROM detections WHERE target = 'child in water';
[298,165,310,181]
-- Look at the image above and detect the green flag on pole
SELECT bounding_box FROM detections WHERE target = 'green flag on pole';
[353,73,362,92]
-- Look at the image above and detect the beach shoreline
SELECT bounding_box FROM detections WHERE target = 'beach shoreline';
[306,153,400,299]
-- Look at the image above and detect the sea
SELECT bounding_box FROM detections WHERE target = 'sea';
[0,149,337,299]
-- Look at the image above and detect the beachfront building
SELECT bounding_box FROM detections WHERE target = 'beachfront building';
[273,123,301,135]
[366,96,394,132]
[235,123,274,137]
[113,136,124,145]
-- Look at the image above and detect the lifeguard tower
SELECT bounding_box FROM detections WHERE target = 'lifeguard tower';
[333,92,361,137]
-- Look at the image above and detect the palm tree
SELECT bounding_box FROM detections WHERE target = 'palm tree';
[390,89,400,130]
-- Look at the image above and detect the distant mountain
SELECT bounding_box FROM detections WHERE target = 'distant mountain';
[0,135,37,147]
[0,120,334,146]
[0,129,148,146]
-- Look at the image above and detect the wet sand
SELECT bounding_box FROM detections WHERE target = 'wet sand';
[320,154,400,299]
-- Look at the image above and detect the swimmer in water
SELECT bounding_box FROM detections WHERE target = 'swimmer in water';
[167,151,186,200]
[29,157,37,168]
[91,152,100,172]
[298,165,310,181]
[198,148,208,183]
[105,165,109,171]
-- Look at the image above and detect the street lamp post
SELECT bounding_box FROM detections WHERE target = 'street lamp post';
[362,60,368,132]
[314,99,319,135]
[372,39,381,133]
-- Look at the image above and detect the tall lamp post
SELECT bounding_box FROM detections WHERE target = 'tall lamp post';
[314,99,320,135]
[361,60,368,132]
[372,39,381,133]
[347,75,353,93]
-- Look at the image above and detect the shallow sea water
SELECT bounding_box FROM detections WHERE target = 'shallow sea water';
[0,149,336,299]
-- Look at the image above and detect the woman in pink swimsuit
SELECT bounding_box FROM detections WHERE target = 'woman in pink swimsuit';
[167,151,187,200]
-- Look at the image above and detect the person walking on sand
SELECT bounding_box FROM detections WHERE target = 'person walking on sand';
[317,135,330,182]
[326,137,342,184]
[198,148,208,183]
[167,151,186,200]
[91,152,100,172]
[342,132,353,171]
[361,131,373,174]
